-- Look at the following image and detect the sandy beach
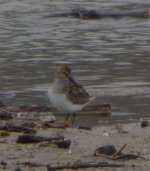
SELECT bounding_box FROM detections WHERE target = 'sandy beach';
[0,117,150,171]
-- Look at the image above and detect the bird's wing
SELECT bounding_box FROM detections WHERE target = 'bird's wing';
[66,76,91,104]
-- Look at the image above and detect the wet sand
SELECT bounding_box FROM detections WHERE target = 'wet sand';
[0,121,150,171]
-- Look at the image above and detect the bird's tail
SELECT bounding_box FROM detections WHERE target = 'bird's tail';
[89,96,96,101]
[83,96,96,107]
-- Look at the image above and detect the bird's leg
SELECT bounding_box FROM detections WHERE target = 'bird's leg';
[64,113,71,127]
[65,113,70,121]
[64,113,77,127]
[71,113,77,128]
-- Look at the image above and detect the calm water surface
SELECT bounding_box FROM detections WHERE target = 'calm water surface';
[0,0,150,124]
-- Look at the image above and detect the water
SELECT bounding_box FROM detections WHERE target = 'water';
[0,0,150,123]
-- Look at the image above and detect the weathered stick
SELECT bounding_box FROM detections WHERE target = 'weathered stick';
[16,161,135,170]
[17,135,64,143]
[45,8,149,19]
[113,144,127,157]
[18,105,50,112]
[16,135,71,149]
[0,125,36,134]
[47,161,135,170]
[84,9,149,19]
[40,122,66,129]
[16,161,46,167]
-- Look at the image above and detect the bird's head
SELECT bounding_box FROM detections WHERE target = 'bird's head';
[57,64,71,77]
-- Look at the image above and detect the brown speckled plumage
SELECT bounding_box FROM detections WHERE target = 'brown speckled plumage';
[67,76,91,104]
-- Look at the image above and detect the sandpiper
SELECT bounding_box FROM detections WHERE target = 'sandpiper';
[48,64,95,126]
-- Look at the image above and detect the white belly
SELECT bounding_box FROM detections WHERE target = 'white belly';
[48,87,84,113]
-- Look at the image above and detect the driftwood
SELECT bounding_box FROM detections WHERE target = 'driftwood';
[0,125,36,134]
[40,122,92,129]
[78,9,149,19]
[40,121,66,129]
[47,161,135,170]
[0,103,111,116]
[20,122,36,128]
[78,126,92,130]
[18,103,111,116]
[0,103,111,130]
[16,161,135,170]
[45,8,149,19]
[16,135,71,149]
[17,135,64,143]
[18,105,50,112]
[16,161,46,167]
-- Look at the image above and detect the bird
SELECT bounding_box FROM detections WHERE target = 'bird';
[48,64,95,126]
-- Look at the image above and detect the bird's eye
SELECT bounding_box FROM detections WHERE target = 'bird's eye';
[63,71,69,75]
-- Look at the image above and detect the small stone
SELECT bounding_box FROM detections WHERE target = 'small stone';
[103,132,109,136]
[14,167,22,171]
[40,115,56,122]
[141,121,149,128]
[68,150,72,155]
